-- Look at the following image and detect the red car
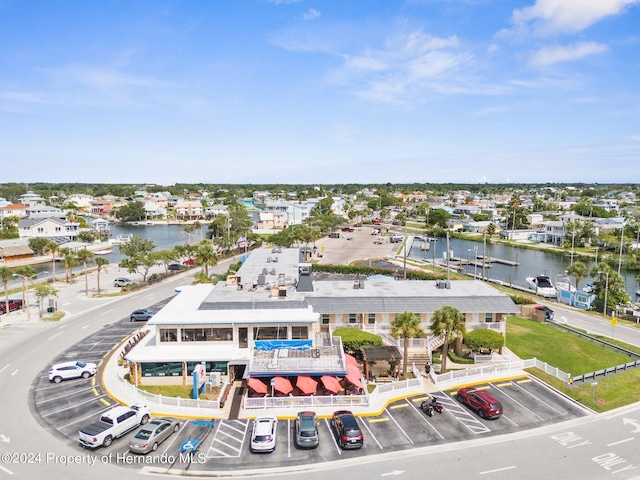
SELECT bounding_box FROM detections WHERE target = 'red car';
[456,387,503,419]
[0,299,23,315]
[182,258,195,265]
[341,227,355,232]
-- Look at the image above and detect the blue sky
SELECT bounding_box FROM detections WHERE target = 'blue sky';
[1,0,639,185]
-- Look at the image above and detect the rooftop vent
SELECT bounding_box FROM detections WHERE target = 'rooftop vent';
[436,280,451,289]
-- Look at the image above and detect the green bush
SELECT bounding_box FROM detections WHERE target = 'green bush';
[464,328,505,352]
[510,294,537,305]
[332,327,383,352]
[448,351,474,364]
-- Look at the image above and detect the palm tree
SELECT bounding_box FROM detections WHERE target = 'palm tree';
[0,266,13,316]
[390,311,424,375]
[75,248,94,296]
[13,265,36,311]
[430,305,466,374]
[194,244,218,277]
[94,257,109,294]
[46,240,59,282]
[60,248,78,284]
[566,261,588,291]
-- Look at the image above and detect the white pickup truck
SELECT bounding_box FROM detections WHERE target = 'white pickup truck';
[79,404,150,449]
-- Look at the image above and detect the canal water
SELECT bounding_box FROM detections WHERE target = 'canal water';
[20,226,640,299]
[407,236,639,299]
[25,223,195,286]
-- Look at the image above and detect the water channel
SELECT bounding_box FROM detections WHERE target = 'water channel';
[407,236,640,299]
[18,225,640,299]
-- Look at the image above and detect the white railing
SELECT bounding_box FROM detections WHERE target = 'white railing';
[244,394,369,409]
[116,373,222,410]
[430,358,570,385]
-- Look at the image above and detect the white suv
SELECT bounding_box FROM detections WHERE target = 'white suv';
[49,361,97,383]
[250,417,278,453]
[114,278,134,287]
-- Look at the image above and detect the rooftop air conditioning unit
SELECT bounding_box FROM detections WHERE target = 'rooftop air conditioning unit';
[257,274,266,286]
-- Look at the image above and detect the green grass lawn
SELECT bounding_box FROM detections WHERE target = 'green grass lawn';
[506,316,640,412]
[138,384,220,401]
[506,316,632,375]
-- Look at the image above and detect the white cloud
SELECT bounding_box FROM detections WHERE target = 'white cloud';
[529,41,609,66]
[335,30,472,104]
[303,8,321,21]
[508,0,640,36]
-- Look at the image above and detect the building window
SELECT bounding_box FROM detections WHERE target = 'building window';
[253,326,287,340]
[180,327,233,342]
[485,313,494,323]
[159,328,177,342]
[291,326,308,339]
[368,313,376,324]
[186,361,228,375]
[348,313,357,324]
[141,362,182,377]
[321,314,330,325]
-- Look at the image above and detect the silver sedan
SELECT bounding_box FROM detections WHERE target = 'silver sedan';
[128,417,181,454]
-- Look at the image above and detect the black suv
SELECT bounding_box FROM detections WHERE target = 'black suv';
[330,410,363,449]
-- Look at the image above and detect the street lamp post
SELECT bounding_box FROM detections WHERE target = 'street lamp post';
[12,271,47,322]
[599,271,609,317]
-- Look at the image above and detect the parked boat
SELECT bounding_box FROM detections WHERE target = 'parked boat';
[94,249,113,255]
[526,275,558,298]
[555,273,577,293]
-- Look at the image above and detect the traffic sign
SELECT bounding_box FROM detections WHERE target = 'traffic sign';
[611,317,618,327]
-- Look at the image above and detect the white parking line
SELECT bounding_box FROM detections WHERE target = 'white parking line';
[406,398,444,440]
[383,408,414,444]
[36,386,97,405]
[490,382,544,421]
[43,395,108,420]
[100,309,114,316]
[0,464,13,475]
[480,465,516,475]
[360,417,383,449]
[48,332,63,340]
[0,364,8,374]
[324,418,342,455]
[56,405,112,430]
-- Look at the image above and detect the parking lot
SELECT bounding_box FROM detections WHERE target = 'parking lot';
[32,339,590,474]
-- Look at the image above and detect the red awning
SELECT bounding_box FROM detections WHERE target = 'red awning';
[272,376,293,395]
[247,377,268,394]
[296,376,318,395]
[321,375,342,394]
[345,365,364,389]
[344,353,359,368]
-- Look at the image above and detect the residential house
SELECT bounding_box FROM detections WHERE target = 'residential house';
[175,200,204,220]
[18,217,80,241]
[0,204,28,221]
[66,194,95,212]
[18,191,45,207]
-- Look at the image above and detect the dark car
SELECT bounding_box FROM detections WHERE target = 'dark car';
[0,299,23,314]
[168,263,183,271]
[457,387,503,419]
[295,411,319,449]
[330,410,363,449]
[130,309,156,322]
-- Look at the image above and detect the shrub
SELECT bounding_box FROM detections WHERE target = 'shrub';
[464,328,505,352]
[332,327,383,352]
